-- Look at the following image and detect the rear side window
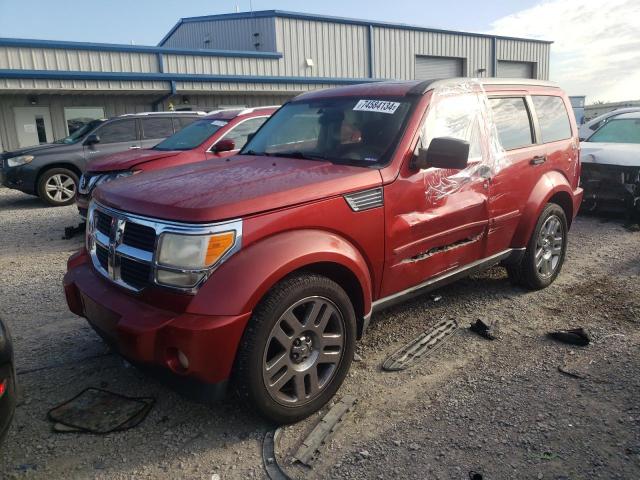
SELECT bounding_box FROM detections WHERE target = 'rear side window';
[218,117,269,150]
[96,119,137,144]
[142,117,174,139]
[489,97,533,150]
[532,96,572,143]
[587,118,640,144]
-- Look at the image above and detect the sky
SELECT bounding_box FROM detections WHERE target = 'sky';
[0,0,636,102]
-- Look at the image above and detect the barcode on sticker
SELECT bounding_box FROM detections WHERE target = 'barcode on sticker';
[353,100,401,114]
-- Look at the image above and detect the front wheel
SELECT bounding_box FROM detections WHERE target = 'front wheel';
[507,203,568,290]
[234,273,356,424]
[37,168,78,206]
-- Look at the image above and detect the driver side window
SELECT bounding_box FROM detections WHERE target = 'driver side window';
[420,93,483,160]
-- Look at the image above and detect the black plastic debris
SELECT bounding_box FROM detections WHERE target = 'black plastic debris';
[469,319,498,340]
[469,471,483,480]
[547,327,590,346]
[48,388,154,434]
[63,222,86,240]
[262,429,292,480]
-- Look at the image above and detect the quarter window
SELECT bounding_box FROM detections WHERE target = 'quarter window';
[532,96,572,143]
[95,120,137,144]
[218,117,269,150]
[489,97,533,150]
[142,117,174,139]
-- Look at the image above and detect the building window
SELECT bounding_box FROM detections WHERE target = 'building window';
[64,107,105,135]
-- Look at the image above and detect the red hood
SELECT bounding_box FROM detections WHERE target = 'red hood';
[88,149,182,172]
[94,155,383,222]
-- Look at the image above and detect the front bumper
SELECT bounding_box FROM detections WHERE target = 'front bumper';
[0,163,37,195]
[76,192,89,219]
[63,252,252,389]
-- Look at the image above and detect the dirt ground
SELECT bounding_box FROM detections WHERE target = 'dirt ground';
[0,186,638,480]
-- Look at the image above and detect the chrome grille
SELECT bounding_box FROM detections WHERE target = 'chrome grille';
[344,187,384,212]
[86,202,243,293]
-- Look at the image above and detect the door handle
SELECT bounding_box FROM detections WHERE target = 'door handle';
[129,146,141,150]
[530,155,546,165]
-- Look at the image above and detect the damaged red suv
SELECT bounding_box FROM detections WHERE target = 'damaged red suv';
[64,79,582,423]
[75,107,277,219]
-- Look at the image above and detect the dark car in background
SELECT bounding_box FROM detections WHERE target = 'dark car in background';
[0,317,15,445]
[76,106,277,219]
[0,111,205,207]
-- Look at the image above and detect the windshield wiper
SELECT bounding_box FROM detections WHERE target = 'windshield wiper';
[242,150,273,156]
[273,151,328,161]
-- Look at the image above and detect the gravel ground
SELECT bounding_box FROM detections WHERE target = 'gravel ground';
[0,186,638,480]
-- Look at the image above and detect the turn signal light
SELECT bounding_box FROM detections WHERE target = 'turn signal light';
[205,231,235,265]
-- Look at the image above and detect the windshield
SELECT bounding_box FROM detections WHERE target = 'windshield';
[587,118,640,144]
[240,97,414,166]
[153,119,228,151]
[54,119,105,144]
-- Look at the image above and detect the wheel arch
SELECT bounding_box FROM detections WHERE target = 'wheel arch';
[187,229,374,338]
[511,170,575,247]
[36,162,82,187]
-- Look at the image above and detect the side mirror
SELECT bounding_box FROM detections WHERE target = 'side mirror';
[213,138,236,153]
[412,137,470,170]
[85,134,100,146]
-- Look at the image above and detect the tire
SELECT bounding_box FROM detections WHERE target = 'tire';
[37,168,79,207]
[507,203,568,290]
[234,273,356,424]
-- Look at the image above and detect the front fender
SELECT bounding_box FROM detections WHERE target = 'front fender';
[187,229,373,318]
[511,170,574,247]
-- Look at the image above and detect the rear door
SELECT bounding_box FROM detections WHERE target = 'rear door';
[484,93,539,254]
[84,118,140,168]
[140,117,176,149]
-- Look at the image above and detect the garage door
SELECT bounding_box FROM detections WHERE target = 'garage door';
[497,61,534,78]
[415,56,463,80]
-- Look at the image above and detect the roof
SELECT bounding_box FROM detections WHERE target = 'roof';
[608,112,640,120]
[205,106,279,120]
[159,9,553,46]
[294,78,560,100]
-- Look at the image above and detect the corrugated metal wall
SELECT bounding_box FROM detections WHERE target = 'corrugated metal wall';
[274,18,369,78]
[163,54,280,77]
[373,28,493,79]
[495,39,550,79]
[0,46,159,72]
[161,17,277,52]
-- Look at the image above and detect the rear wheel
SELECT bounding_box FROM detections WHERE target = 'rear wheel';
[507,203,568,290]
[234,273,356,424]
[37,168,78,206]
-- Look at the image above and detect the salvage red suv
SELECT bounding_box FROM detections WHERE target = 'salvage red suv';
[75,107,277,219]
[64,79,583,423]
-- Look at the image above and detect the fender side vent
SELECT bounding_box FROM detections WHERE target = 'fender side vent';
[344,187,383,212]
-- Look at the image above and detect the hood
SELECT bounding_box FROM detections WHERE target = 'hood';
[94,155,383,222]
[88,149,182,173]
[2,142,77,159]
[580,142,640,167]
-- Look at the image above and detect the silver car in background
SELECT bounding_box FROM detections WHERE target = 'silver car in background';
[580,112,640,218]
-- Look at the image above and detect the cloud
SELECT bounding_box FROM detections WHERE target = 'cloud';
[490,0,640,103]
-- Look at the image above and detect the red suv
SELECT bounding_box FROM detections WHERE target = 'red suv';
[75,107,277,218]
[64,79,582,423]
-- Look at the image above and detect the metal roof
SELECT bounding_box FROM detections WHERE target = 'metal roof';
[159,10,553,46]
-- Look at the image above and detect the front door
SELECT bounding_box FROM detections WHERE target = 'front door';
[380,91,490,298]
[84,118,141,168]
[13,107,53,147]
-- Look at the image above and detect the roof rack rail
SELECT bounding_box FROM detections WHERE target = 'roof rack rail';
[237,105,281,115]
[118,111,208,117]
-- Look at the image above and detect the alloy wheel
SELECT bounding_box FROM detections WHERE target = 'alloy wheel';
[262,296,345,406]
[45,173,76,204]
[535,214,564,278]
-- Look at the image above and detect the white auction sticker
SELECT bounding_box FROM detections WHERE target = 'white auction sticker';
[353,99,401,114]
[211,120,227,126]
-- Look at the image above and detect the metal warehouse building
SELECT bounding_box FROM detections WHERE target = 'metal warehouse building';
[0,10,551,152]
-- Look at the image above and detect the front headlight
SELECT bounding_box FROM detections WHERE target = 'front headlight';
[7,155,34,167]
[156,230,237,288]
